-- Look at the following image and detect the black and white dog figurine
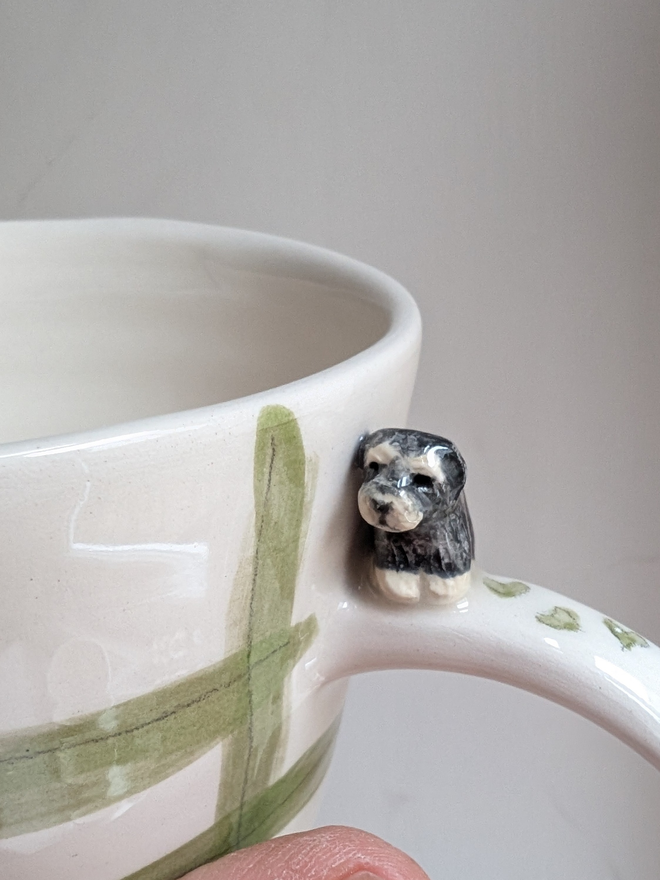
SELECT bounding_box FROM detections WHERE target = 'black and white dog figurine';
[357,429,474,604]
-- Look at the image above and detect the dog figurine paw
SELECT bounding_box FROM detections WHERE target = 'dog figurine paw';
[356,428,474,604]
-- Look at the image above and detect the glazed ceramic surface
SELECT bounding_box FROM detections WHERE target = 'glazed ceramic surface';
[0,220,659,880]
[0,220,420,880]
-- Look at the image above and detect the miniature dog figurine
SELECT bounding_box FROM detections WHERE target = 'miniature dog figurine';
[356,428,474,604]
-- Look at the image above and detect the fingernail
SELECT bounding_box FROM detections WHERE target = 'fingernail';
[348,874,384,880]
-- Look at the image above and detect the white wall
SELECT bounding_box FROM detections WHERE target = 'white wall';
[2,2,660,877]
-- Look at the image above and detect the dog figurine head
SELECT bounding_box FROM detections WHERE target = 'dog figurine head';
[356,428,467,534]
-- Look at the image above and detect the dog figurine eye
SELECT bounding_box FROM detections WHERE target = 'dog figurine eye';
[411,473,434,489]
[366,461,381,476]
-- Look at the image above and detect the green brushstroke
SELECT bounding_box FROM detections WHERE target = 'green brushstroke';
[0,402,321,857]
[0,618,316,839]
[483,576,530,598]
[216,405,309,849]
[603,618,649,651]
[536,606,581,632]
[122,718,339,880]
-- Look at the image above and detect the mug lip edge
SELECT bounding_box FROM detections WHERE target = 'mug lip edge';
[0,217,422,459]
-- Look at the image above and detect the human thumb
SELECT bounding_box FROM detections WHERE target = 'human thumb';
[184,825,430,880]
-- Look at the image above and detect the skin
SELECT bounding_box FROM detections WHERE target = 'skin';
[182,826,430,880]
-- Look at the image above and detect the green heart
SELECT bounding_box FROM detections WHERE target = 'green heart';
[536,606,581,632]
[603,617,649,651]
[483,576,530,598]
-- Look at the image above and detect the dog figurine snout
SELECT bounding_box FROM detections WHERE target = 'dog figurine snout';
[357,479,424,533]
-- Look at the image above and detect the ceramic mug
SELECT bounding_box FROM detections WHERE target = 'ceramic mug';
[1,219,658,880]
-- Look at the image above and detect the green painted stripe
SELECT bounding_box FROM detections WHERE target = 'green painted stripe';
[216,405,310,846]
[251,404,307,638]
[122,718,340,880]
[0,616,317,839]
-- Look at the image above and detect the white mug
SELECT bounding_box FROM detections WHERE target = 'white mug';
[0,219,658,880]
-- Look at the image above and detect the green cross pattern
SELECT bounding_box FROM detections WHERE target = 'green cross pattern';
[123,718,339,880]
[0,405,336,878]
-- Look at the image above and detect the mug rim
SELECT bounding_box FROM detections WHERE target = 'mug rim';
[0,217,422,460]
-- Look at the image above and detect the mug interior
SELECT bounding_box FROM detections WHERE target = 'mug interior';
[0,221,391,445]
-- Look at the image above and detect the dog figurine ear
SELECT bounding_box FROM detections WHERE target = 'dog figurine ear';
[354,433,369,470]
[436,442,467,506]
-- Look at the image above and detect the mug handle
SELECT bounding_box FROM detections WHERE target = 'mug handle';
[320,565,660,771]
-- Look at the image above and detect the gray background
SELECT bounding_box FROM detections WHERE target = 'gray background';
[2,2,660,877]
